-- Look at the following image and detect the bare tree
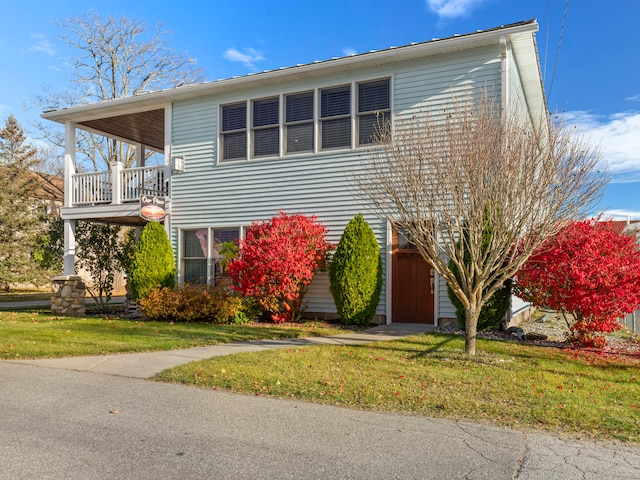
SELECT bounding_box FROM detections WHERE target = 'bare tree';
[33,12,205,171]
[355,92,607,356]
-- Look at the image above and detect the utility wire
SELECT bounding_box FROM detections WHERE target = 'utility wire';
[547,0,569,102]
[543,0,551,83]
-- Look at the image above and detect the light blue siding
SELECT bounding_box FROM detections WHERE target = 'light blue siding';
[169,44,504,322]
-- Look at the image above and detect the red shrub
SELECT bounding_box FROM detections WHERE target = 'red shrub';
[227,211,332,323]
[515,219,640,347]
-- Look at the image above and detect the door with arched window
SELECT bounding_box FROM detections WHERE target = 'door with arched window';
[391,227,435,324]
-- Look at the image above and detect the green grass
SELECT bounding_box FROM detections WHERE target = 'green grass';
[0,310,348,359]
[157,333,640,442]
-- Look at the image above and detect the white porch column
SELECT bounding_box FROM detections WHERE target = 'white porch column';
[63,219,76,275]
[64,121,76,208]
[63,122,77,275]
[111,161,123,205]
[136,143,145,167]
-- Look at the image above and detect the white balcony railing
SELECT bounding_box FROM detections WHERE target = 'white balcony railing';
[72,164,168,206]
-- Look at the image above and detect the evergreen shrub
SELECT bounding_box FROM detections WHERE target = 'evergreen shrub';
[329,214,382,326]
[447,217,512,331]
[130,221,176,300]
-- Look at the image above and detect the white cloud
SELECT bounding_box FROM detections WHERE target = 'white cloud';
[223,47,265,70]
[626,94,640,102]
[426,0,487,19]
[29,33,55,56]
[599,209,640,221]
[342,47,357,57]
[561,110,640,177]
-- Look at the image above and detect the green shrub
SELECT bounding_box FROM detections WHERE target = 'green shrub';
[130,221,176,300]
[329,214,382,325]
[139,283,252,323]
[447,211,512,331]
[447,259,512,331]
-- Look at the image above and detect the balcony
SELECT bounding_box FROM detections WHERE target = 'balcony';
[72,164,168,206]
[63,164,170,226]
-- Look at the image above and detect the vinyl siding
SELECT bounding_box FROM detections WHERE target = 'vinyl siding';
[169,44,503,321]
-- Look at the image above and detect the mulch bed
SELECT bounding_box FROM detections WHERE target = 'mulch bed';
[440,311,640,359]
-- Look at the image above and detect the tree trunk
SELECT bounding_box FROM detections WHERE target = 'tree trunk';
[464,306,479,356]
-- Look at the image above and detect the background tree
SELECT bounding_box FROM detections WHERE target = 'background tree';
[514,219,640,347]
[33,217,64,273]
[329,214,382,326]
[0,115,47,289]
[130,221,176,300]
[33,12,205,171]
[227,211,331,323]
[354,92,607,355]
[75,221,132,311]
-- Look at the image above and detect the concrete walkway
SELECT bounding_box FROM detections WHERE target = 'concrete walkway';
[9,323,434,378]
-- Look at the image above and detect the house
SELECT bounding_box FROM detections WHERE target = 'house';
[42,19,545,325]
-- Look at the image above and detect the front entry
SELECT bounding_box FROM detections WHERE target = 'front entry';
[392,228,435,324]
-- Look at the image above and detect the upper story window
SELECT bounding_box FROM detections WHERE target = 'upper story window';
[320,85,351,150]
[219,77,390,163]
[358,79,390,145]
[252,97,279,158]
[221,102,247,161]
[285,91,314,154]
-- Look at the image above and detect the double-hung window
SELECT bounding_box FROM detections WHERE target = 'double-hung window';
[252,97,280,157]
[357,78,391,145]
[181,227,242,284]
[285,91,314,154]
[182,229,209,284]
[320,85,351,150]
[221,103,247,161]
[219,77,390,161]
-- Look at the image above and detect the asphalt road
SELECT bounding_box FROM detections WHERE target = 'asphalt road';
[2,361,640,479]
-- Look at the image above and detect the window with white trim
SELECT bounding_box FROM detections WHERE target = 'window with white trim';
[221,103,247,161]
[320,85,351,150]
[218,77,390,162]
[181,227,242,284]
[252,97,280,157]
[358,78,391,145]
[285,91,314,154]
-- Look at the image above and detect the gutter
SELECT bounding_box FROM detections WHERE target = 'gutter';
[500,35,510,114]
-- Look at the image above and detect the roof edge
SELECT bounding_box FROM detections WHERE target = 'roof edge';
[42,19,539,123]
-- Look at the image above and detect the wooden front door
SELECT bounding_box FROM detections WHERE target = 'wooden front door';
[392,228,435,324]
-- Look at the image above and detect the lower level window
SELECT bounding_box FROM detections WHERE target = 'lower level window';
[182,227,242,284]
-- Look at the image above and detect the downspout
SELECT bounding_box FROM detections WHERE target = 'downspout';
[500,35,510,115]
[499,35,514,326]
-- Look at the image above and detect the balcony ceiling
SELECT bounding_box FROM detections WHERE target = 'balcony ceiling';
[79,109,165,151]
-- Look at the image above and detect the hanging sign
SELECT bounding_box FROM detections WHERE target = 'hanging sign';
[140,195,166,221]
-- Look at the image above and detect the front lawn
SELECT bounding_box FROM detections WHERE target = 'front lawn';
[0,310,348,359]
[157,333,640,442]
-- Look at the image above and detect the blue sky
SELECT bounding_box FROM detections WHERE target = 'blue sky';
[1,0,639,218]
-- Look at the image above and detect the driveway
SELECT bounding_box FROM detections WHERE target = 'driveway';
[2,360,639,479]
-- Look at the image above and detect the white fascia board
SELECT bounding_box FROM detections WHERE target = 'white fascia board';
[41,21,539,125]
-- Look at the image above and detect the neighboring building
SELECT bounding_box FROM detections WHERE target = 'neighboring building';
[32,171,64,215]
[42,20,545,325]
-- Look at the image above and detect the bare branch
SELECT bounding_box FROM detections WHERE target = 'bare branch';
[354,91,607,355]
[31,12,206,171]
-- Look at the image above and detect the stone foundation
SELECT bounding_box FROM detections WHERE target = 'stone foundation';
[51,275,86,316]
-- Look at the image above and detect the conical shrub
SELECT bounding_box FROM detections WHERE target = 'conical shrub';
[130,221,176,300]
[329,214,382,325]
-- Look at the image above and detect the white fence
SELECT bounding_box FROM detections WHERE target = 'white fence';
[622,310,639,334]
[72,165,167,206]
